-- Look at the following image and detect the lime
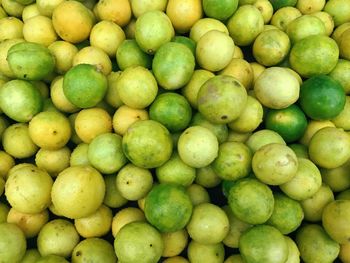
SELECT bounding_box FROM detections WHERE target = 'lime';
[222,205,252,248]
[166,0,202,33]
[149,93,192,132]
[286,14,326,44]
[135,10,174,54]
[156,152,196,187]
[264,104,307,143]
[311,11,335,36]
[321,160,350,192]
[187,241,225,263]
[0,17,23,42]
[171,36,196,55]
[152,42,195,90]
[329,59,350,94]
[253,29,290,66]
[300,183,334,222]
[116,39,152,70]
[296,224,340,263]
[228,95,263,133]
[254,67,299,109]
[48,40,78,74]
[186,184,211,206]
[254,0,274,24]
[270,7,302,31]
[309,127,350,169]
[51,165,105,219]
[122,120,173,168]
[252,143,298,185]
[5,165,53,214]
[0,223,26,263]
[0,80,42,122]
[246,129,286,153]
[161,229,188,257]
[187,203,229,244]
[22,15,57,47]
[35,147,71,177]
[299,75,345,120]
[239,225,288,263]
[266,192,304,234]
[88,133,127,174]
[289,35,339,78]
[144,183,192,232]
[177,126,218,168]
[226,5,264,46]
[324,0,350,26]
[72,238,117,263]
[21,249,41,263]
[189,17,229,43]
[95,0,131,27]
[130,0,167,18]
[219,58,254,89]
[269,0,297,10]
[288,143,309,159]
[197,75,247,124]
[116,163,153,201]
[195,165,221,188]
[228,177,274,224]
[190,112,228,143]
[280,158,322,200]
[322,200,350,244]
[7,41,55,80]
[212,141,252,181]
[36,255,69,263]
[196,30,235,72]
[203,0,238,21]
[37,219,79,258]
[63,64,108,108]
[28,111,71,150]
[103,174,128,209]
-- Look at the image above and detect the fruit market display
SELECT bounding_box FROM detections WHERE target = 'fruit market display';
[1,0,350,262]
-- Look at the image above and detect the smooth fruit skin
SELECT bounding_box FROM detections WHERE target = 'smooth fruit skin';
[239,224,288,263]
[299,75,346,120]
[289,35,339,78]
[0,223,27,263]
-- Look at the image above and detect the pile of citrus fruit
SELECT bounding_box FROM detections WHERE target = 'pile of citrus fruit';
[1,0,350,262]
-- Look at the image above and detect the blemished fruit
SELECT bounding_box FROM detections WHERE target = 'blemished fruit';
[2,2,350,263]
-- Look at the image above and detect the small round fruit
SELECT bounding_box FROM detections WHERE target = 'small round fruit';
[122,120,173,168]
[63,64,108,108]
[0,223,26,263]
[51,165,105,219]
[239,225,288,263]
[72,238,117,263]
[186,203,229,245]
[114,221,164,263]
[197,75,247,124]
[144,183,193,233]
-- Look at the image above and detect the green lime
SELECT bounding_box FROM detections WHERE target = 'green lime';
[264,104,307,143]
[155,151,196,187]
[246,129,286,153]
[269,0,297,10]
[72,238,117,263]
[122,120,173,168]
[289,35,339,78]
[212,141,252,181]
[299,75,346,120]
[7,41,55,80]
[135,10,174,54]
[149,92,192,132]
[63,64,108,108]
[144,183,193,232]
[308,127,350,169]
[114,221,164,263]
[286,15,326,44]
[0,79,42,122]
[0,223,26,263]
[197,75,247,124]
[202,0,238,21]
[186,203,229,245]
[228,177,274,224]
[187,241,225,263]
[36,255,69,263]
[171,36,196,56]
[152,42,195,90]
[266,192,304,234]
[88,133,127,174]
[239,225,288,263]
[288,143,309,159]
[116,39,152,70]
[296,224,340,263]
[329,59,350,94]
[324,0,350,26]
